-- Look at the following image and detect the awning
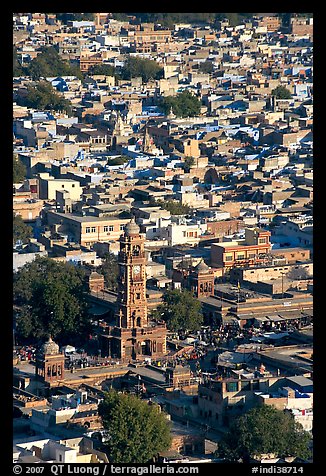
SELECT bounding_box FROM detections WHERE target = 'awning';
[278,310,310,320]
[253,316,270,322]
[266,314,284,322]
[222,315,240,325]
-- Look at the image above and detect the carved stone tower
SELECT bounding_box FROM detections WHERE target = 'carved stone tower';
[35,336,65,386]
[101,218,167,361]
[188,260,215,298]
[117,217,148,329]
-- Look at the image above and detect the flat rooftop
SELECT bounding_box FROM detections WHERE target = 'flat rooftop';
[48,211,130,223]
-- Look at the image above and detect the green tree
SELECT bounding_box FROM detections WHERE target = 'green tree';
[56,13,95,23]
[25,46,83,80]
[88,64,117,77]
[13,47,26,77]
[111,13,130,21]
[183,156,195,173]
[158,90,201,118]
[154,288,203,332]
[13,155,27,183]
[126,12,218,27]
[16,80,72,114]
[271,85,292,99]
[198,61,214,74]
[121,56,163,83]
[13,257,92,345]
[98,252,119,291]
[98,390,172,463]
[225,13,240,27]
[155,199,192,215]
[13,214,33,246]
[216,405,312,463]
[107,156,130,166]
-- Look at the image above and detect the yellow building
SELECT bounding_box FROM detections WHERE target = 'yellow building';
[38,173,83,201]
[46,210,131,247]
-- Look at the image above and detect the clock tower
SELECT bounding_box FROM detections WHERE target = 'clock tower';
[117,217,148,329]
[102,217,167,361]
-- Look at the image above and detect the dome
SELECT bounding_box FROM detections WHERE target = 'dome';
[124,217,140,236]
[194,259,210,274]
[41,336,60,356]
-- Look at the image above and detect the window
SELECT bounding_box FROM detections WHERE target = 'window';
[225,255,233,261]
[237,254,245,259]
[91,227,96,233]
[120,224,125,231]
[109,225,114,232]
[72,184,75,188]
[85,227,91,233]
[104,226,108,232]
[226,382,238,393]
[258,238,266,244]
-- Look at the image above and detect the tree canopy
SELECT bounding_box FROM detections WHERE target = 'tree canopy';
[13,257,92,345]
[158,90,201,118]
[13,214,33,246]
[98,390,172,463]
[183,156,195,173]
[154,288,203,332]
[216,404,312,462]
[13,155,27,183]
[55,13,95,23]
[154,199,192,216]
[24,46,83,80]
[88,63,117,77]
[98,252,119,291]
[272,85,292,99]
[16,80,72,114]
[107,156,130,166]
[123,13,255,28]
[198,61,214,74]
[13,47,25,77]
[121,56,163,83]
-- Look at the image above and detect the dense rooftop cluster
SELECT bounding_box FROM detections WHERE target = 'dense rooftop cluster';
[13,12,313,465]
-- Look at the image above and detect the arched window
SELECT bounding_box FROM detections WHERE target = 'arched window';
[133,245,140,256]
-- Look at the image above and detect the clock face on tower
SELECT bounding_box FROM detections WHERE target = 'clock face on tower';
[133,265,141,276]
